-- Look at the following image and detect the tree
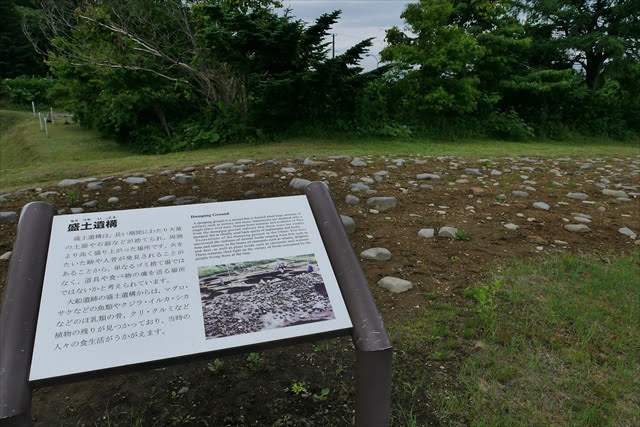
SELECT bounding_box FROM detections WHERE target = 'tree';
[520,0,640,91]
[0,0,48,78]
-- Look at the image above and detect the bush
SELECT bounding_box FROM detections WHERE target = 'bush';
[1,76,55,110]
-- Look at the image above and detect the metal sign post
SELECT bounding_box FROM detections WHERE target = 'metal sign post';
[0,184,392,426]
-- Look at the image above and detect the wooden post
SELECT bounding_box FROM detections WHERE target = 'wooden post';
[31,102,35,118]
[44,117,49,138]
[38,113,43,131]
[50,108,54,125]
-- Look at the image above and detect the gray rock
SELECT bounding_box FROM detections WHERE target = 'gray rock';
[200,198,218,203]
[345,195,360,205]
[244,190,258,198]
[573,216,591,224]
[464,168,483,176]
[58,179,81,187]
[554,240,568,246]
[280,167,297,174]
[303,158,325,166]
[70,207,84,214]
[158,195,176,203]
[111,186,122,191]
[236,159,255,165]
[83,200,98,208]
[340,215,356,234]
[438,226,458,238]
[351,158,368,167]
[566,192,589,200]
[174,196,198,205]
[366,197,397,212]
[417,173,440,180]
[420,184,434,190]
[0,212,18,223]
[160,169,175,175]
[350,182,370,192]
[175,174,195,184]
[213,163,235,171]
[602,189,628,198]
[512,191,529,198]
[377,277,413,293]
[124,177,147,185]
[360,247,392,261]
[87,182,103,190]
[503,223,519,231]
[564,224,591,233]
[107,197,119,204]
[533,201,550,211]
[490,169,502,176]
[182,166,196,172]
[618,227,637,239]
[418,228,435,238]
[289,178,312,190]
[0,251,11,261]
[39,191,59,198]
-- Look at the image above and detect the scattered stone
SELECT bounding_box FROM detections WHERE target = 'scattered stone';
[318,170,338,178]
[124,177,147,185]
[70,207,84,214]
[83,200,98,208]
[303,158,325,166]
[175,174,195,184]
[490,169,502,176]
[438,226,458,239]
[213,163,235,171]
[360,248,392,261]
[38,191,59,198]
[602,188,628,198]
[340,215,356,234]
[420,184,434,190]
[160,169,175,175]
[58,177,97,187]
[107,197,119,204]
[527,235,547,245]
[377,277,413,293]
[464,168,482,176]
[366,197,397,212]
[470,187,485,196]
[0,251,11,261]
[503,223,519,231]
[554,240,568,246]
[532,201,550,211]
[564,224,591,233]
[182,166,196,172]
[0,212,18,223]
[573,216,591,224]
[618,227,637,239]
[111,186,121,191]
[174,196,198,205]
[289,178,312,190]
[244,190,258,198]
[418,228,435,238]
[158,195,176,203]
[566,192,588,200]
[512,191,529,198]
[345,195,360,205]
[87,182,103,190]
[417,173,440,180]
[350,182,370,192]
[351,158,368,167]
[280,167,297,174]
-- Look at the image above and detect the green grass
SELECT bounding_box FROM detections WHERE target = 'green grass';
[446,253,640,426]
[2,109,639,191]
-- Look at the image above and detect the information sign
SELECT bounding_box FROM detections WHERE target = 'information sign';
[30,196,351,381]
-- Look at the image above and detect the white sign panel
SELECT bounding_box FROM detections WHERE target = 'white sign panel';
[30,196,351,381]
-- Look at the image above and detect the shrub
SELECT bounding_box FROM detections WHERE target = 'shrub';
[1,76,55,110]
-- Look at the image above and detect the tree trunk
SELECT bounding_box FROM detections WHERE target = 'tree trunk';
[153,103,171,137]
[585,51,604,92]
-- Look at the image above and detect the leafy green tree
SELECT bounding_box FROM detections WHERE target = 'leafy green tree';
[520,0,640,91]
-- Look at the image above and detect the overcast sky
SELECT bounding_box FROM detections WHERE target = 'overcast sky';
[282,1,416,70]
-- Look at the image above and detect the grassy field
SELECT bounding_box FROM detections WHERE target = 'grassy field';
[1,109,639,191]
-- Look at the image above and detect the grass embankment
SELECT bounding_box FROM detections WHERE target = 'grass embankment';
[392,253,640,425]
[2,109,639,191]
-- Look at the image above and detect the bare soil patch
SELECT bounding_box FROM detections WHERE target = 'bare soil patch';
[1,154,638,425]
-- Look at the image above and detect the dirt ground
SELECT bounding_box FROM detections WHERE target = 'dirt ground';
[1,154,638,425]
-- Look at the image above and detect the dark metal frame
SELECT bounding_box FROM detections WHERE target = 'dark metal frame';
[0,183,391,426]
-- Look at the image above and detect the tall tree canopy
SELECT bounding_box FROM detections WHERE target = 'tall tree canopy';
[520,0,640,90]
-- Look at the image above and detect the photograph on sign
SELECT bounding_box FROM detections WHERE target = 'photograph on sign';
[29,196,351,381]
[199,255,334,339]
